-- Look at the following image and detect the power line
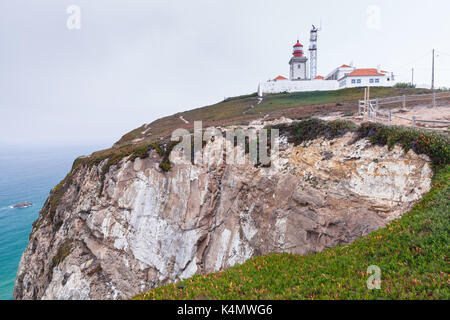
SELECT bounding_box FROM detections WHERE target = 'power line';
[393,50,432,70]
[436,50,450,57]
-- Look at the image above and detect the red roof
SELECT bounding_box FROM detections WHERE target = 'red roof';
[314,75,324,79]
[345,68,386,77]
[340,64,352,68]
[274,75,288,80]
[293,40,303,48]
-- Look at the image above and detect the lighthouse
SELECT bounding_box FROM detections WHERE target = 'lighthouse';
[258,24,397,96]
[289,40,308,80]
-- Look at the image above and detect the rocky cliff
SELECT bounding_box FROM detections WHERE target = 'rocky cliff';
[13,122,433,300]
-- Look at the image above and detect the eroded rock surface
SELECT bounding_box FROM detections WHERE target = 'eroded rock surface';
[14,132,432,300]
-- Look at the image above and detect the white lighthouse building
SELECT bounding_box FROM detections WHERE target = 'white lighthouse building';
[258,25,397,96]
[289,40,308,80]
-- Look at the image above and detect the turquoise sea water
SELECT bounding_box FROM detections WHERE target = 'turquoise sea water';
[0,145,105,300]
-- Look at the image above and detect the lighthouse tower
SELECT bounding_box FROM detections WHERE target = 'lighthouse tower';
[289,40,308,80]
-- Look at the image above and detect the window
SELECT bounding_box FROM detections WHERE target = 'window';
[370,79,374,83]
[357,79,361,84]
[375,79,380,83]
[298,65,301,69]
[351,79,356,84]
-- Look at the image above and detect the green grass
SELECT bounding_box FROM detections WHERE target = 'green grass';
[134,122,450,300]
[249,87,432,114]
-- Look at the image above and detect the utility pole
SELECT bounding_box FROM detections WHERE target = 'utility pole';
[411,68,414,86]
[431,49,435,90]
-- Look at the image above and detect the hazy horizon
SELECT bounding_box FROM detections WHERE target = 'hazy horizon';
[2,0,450,146]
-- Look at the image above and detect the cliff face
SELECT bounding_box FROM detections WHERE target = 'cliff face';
[13,131,432,300]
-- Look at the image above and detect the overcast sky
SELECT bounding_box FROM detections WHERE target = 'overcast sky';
[1,0,450,147]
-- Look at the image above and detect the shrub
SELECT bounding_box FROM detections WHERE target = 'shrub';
[394,82,416,88]
[274,118,358,145]
[355,122,450,167]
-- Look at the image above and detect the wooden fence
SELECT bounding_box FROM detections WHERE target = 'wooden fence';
[358,91,450,129]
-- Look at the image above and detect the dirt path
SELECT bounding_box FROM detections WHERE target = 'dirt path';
[179,116,189,124]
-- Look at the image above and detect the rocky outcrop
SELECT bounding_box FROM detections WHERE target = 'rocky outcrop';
[13,201,33,209]
[14,131,432,300]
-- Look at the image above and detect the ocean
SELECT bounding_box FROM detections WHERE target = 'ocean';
[0,144,105,300]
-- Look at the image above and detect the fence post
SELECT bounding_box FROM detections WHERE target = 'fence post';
[358,100,361,115]
[403,95,406,109]
[433,92,436,107]
[375,99,378,122]
[412,116,416,127]
[388,110,392,122]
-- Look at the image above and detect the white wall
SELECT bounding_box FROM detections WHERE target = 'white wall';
[258,75,397,96]
[342,75,396,88]
[290,61,307,80]
[259,79,339,95]
[326,66,354,80]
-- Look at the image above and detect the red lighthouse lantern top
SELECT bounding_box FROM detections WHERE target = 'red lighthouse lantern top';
[293,40,303,57]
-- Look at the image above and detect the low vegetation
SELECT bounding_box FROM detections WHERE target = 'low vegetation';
[274,118,358,145]
[87,265,103,277]
[394,82,417,89]
[48,239,74,281]
[150,141,179,172]
[50,239,74,269]
[30,171,75,237]
[355,122,450,167]
[72,142,152,175]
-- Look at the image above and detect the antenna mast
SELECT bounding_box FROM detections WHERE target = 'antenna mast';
[309,25,319,80]
[431,49,435,90]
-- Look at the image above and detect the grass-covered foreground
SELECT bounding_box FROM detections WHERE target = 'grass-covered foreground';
[134,123,449,300]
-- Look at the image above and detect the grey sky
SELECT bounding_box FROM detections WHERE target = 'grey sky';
[1,0,450,147]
